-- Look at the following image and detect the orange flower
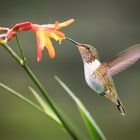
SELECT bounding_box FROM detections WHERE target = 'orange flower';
[0,19,74,62]
[31,19,74,62]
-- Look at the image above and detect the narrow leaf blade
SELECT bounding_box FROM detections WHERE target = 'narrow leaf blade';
[55,76,107,140]
[29,87,62,125]
[0,83,62,126]
[0,83,44,114]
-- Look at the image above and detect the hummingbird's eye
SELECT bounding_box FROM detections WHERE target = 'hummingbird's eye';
[87,47,92,51]
[85,46,90,50]
[80,44,92,51]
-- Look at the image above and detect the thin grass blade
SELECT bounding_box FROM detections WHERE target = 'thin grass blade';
[0,83,44,114]
[29,87,62,125]
[0,83,62,126]
[55,76,107,140]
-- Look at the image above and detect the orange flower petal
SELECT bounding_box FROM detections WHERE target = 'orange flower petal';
[44,34,55,59]
[50,31,65,44]
[31,24,41,32]
[45,19,74,30]
[54,21,59,30]
[54,31,65,38]
[37,43,42,62]
[36,30,45,50]
[36,30,46,62]
[58,19,75,29]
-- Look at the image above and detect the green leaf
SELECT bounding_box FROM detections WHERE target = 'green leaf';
[29,87,85,139]
[55,76,107,140]
[29,87,62,126]
[0,83,62,126]
[0,83,44,115]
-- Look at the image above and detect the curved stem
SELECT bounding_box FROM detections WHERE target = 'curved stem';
[2,41,24,65]
[23,63,79,140]
[2,42,79,140]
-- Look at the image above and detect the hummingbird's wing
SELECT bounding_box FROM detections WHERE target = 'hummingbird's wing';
[107,43,140,76]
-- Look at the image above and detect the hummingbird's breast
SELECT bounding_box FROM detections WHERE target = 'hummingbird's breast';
[86,74,105,94]
[84,59,105,94]
[84,61,115,95]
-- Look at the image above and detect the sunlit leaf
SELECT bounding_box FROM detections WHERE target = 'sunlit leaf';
[55,76,107,140]
[29,87,62,125]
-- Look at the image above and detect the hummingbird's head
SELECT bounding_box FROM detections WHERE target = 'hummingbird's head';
[66,37,97,63]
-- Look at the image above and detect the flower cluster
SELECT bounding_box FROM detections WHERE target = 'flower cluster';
[0,19,74,61]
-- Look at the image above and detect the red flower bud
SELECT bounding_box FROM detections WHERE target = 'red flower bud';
[7,22,32,40]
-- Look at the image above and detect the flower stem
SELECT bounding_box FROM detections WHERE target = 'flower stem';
[2,42,79,140]
[1,41,24,65]
[16,34,25,61]
[23,64,79,140]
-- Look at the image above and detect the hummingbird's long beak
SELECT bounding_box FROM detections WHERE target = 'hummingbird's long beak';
[66,37,79,45]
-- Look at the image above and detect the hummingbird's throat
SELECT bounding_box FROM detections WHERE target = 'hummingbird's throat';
[81,52,96,63]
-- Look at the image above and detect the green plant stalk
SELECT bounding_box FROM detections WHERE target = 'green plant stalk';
[29,86,62,125]
[1,41,79,140]
[16,34,25,60]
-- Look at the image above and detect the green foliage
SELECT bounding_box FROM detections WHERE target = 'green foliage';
[29,87,62,125]
[55,76,107,140]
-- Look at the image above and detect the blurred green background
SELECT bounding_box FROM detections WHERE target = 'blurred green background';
[0,0,140,140]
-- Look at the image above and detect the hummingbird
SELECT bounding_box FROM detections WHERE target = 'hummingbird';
[66,37,140,115]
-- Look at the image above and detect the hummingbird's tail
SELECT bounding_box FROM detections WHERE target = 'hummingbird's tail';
[116,98,126,116]
[105,93,126,115]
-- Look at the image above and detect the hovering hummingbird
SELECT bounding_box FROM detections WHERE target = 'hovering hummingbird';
[66,37,140,115]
